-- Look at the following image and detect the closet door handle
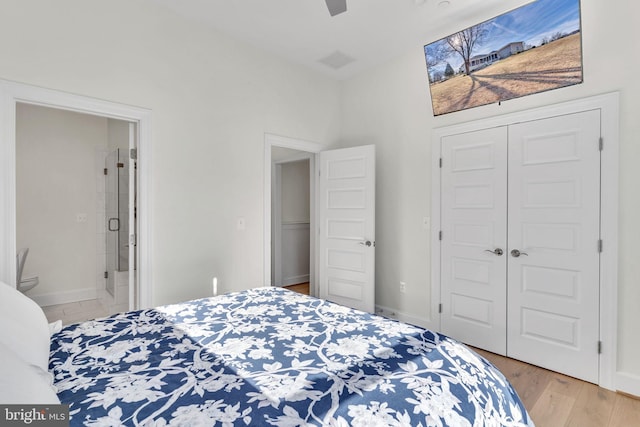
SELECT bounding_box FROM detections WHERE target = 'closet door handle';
[510,249,528,257]
[485,248,503,256]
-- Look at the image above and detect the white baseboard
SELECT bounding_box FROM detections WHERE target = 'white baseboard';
[374,304,438,330]
[29,287,98,307]
[282,274,310,287]
[616,371,640,398]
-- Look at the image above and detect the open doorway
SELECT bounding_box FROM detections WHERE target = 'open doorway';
[15,103,136,324]
[0,80,152,323]
[272,148,312,294]
[264,134,377,312]
[263,134,322,297]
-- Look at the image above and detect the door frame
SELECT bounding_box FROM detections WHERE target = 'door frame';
[128,122,137,311]
[0,80,153,309]
[431,92,619,390]
[263,133,323,296]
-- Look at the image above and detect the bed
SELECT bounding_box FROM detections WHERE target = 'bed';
[1,284,534,426]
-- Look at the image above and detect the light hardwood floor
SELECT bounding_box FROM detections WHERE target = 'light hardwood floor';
[283,282,310,295]
[474,348,640,427]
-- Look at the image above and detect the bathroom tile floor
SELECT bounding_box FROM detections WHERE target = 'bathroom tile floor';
[42,299,109,326]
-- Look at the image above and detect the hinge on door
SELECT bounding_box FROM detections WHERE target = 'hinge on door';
[130,148,137,160]
[103,168,108,175]
[438,303,442,314]
[598,239,603,253]
[117,162,124,168]
[598,341,602,354]
[439,158,443,168]
[599,137,604,151]
[129,234,136,246]
[104,271,108,279]
[439,230,443,241]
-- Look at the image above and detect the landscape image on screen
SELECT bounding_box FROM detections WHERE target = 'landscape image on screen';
[425,0,582,116]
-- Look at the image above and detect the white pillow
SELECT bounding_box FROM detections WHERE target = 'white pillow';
[49,320,63,335]
[0,281,51,371]
[0,342,59,404]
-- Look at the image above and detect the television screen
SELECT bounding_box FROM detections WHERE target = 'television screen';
[424,0,582,116]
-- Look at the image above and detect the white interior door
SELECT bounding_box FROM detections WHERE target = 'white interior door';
[318,145,375,313]
[440,127,508,354]
[507,110,601,383]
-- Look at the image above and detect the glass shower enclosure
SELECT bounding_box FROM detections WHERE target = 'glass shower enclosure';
[105,148,130,297]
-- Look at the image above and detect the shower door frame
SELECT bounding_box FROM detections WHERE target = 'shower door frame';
[105,148,121,298]
[0,80,153,309]
[105,146,133,304]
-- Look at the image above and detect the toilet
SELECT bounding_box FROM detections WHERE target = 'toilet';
[16,248,39,293]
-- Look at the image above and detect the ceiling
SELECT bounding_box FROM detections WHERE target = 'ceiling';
[152,0,533,80]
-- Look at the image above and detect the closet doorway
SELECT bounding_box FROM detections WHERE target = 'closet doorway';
[264,134,377,313]
[271,149,312,290]
[264,134,321,298]
[440,110,600,383]
[431,93,619,389]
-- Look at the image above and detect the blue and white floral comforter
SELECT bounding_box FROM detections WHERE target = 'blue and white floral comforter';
[50,287,533,426]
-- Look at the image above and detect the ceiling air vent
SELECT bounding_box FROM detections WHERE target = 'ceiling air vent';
[318,51,355,70]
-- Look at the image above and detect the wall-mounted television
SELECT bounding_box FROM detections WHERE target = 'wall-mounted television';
[424,0,582,116]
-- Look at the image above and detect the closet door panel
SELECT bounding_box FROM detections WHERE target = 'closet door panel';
[507,110,601,383]
[441,127,508,355]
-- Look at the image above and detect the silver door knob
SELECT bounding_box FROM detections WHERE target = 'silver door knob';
[484,248,503,256]
[510,249,528,257]
[359,240,373,247]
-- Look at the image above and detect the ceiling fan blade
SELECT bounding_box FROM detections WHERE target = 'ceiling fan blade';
[325,0,347,16]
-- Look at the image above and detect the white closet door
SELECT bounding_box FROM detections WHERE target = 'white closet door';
[507,110,601,383]
[440,127,508,355]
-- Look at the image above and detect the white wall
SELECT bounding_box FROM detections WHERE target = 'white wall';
[107,119,129,151]
[0,0,341,305]
[16,103,108,303]
[281,160,310,224]
[340,0,640,387]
